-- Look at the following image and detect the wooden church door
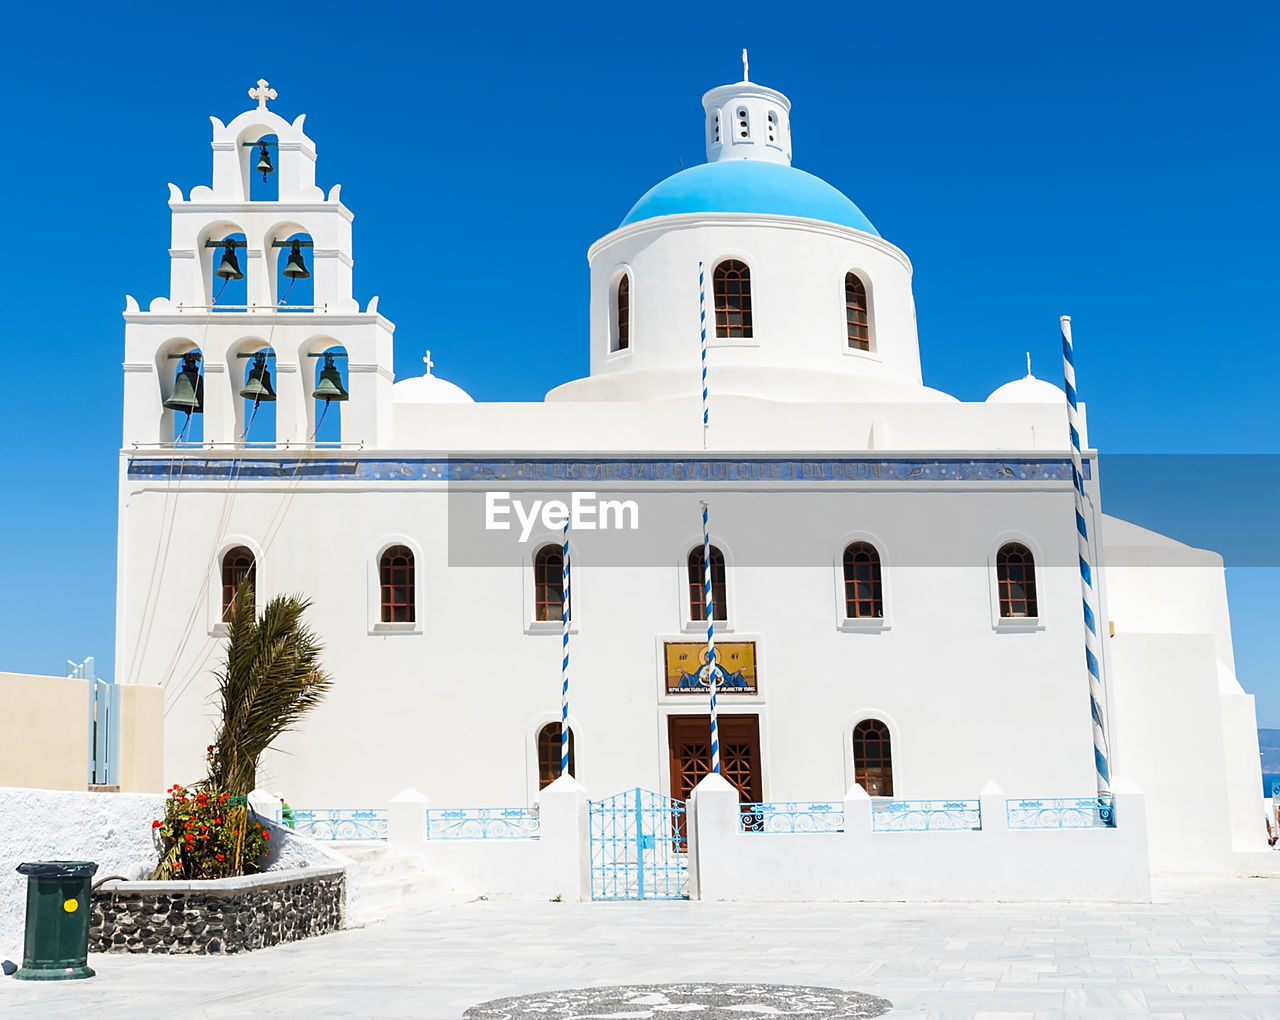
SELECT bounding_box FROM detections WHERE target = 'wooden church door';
[667,714,762,805]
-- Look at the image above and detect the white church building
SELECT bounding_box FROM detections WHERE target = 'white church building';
[115,71,1272,894]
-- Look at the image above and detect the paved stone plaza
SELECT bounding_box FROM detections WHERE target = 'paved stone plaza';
[2,877,1277,1018]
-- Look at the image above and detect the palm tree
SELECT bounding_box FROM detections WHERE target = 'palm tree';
[210,580,332,870]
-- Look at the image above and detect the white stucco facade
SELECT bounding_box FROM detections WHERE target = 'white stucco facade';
[114,74,1274,890]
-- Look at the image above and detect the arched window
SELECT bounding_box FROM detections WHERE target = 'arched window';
[843,542,883,618]
[845,273,870,351]
[687,545,727,621]
[766,110,778,142]
[996,543,1038,618]
[736,106,750,139]
[379,545,415,623]
[537,722,576,789]
[713,111,721,143]
[613,274,630,352]
[534,544,569,622]
[852,719,893,796]
[221,546,256,621]
[714,260,752,339]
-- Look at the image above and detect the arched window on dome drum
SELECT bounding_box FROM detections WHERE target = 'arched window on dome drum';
[843,542,883,619]
[714,260,753,339]
[534,544,570,622]
[221,546,256,621]
[379,545,415,623]
[613,274,630,352]
[688,545,727,621]
[996,543,1038,618]
[845,273,870,351]
[852,719,893,796]
[537,722,575,789]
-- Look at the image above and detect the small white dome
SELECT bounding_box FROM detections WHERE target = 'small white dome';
[393,373,474,404]
[986,374,1064,404]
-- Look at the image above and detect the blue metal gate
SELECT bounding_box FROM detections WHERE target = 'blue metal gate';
[76,658,120,788]
[589,788,688,900]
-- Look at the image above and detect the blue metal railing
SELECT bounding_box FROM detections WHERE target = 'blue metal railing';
[739,801,844,834]
[871,799,982,832]
[283,808,388,840]
[425,807,540,840]
[1006,797,1115,829]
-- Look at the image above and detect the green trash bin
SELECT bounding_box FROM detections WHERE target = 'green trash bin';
[12,861,98,981]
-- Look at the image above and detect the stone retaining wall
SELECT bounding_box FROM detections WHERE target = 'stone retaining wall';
[90,865,345,954]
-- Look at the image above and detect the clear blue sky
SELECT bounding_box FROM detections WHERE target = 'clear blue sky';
[1,2,1277,722]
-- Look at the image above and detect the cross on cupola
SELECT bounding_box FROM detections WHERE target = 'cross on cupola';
[423,350,434,376]
[249,79,277,110]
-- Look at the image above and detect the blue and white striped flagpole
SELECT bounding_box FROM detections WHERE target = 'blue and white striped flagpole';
[560,517,571,777]
[701,500,720,774]
[1061,315,1112,803]
[700,260,709,451]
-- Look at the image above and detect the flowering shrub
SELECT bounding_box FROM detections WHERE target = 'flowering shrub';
[152,783,271,880]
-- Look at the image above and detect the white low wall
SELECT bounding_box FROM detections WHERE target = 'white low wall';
[690,776,1152,902]
[385,779,589,902]
[0,787,165,959]
[0,786,351,960]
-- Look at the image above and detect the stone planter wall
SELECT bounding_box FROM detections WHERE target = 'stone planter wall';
[90,865,345,954]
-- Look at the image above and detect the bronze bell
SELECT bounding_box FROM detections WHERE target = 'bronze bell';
[215,243,244,281]
[164,353,204,414]
[312,355,349,403]
[256,143,274,181]
[283,241,310,280]
[239,353,277,403]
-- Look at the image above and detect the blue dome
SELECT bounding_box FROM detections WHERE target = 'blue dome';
[620,160,879,236]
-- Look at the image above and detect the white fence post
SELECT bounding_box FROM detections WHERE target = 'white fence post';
[387,788,428,852]
[689,773,739,902]
[842,782,872,838]
[538,774,589,901]
[980,780,1007,834]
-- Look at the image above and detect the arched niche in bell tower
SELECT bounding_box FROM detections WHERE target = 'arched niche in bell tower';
[231,337,277,446]
[268,226,314,310]
[200,223,248,309]
[246,132,279,202]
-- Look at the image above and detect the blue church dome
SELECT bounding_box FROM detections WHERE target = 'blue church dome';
[620,160,879,236]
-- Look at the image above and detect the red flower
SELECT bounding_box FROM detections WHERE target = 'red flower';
[219,794,228,803]
[262,831,270,840]
[233,829,240,836]
[184,835,194,843]
[216,854,225,862]
[152,820,162,829]
[207,745,214,752]
[214,818,221,825]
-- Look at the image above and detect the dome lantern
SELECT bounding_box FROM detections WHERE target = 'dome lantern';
[702,53,792,166]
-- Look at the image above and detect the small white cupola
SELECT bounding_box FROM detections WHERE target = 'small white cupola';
[702,50,792,166]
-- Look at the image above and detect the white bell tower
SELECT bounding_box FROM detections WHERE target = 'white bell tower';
[702,51,793,165]
[121,80,395,449]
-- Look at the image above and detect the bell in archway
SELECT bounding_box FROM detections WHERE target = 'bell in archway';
[164,353,204,414]
[256,143,274,181]
[283,242,310,280]
[312,355,349,403]
[239,353,277,403]
[215,243,244,281]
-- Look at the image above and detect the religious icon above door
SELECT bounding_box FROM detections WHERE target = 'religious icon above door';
[663,641,757,695]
